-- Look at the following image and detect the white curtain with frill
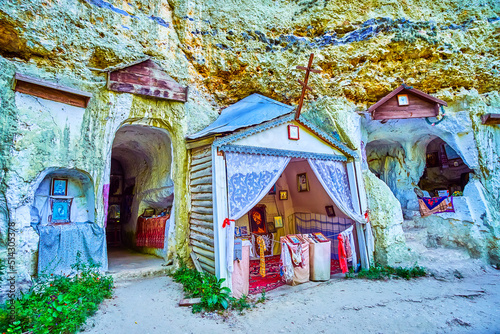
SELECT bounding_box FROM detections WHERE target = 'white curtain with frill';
[225,152,291,272]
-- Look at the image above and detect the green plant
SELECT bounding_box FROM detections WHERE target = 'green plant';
[256,289,266,304]
[0,256,113,334]
[346,263,426,280]
[172,261,267,314]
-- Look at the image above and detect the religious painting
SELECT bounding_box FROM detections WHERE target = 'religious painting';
[297,173,309,192]
[266,221,276,233]
[142,208,155,217]
[313,232,329,243]
[274,216,283,228]
[397,94,409,106]
[279,190,288,200]
[110,175,123,195]
[239,226,249,236]
[325,205,336,217]
[249,205,267,234]
[287,234,301,245]
[51,178,68,196]
[268,184,277,195]
[50,198,72,224]
[426,152,439,168]
[288,124,300,140]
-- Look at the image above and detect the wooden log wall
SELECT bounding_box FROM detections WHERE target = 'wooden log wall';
[189,146,216,274]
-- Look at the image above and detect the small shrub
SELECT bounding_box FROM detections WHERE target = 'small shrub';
[172,260,265,314]
[347,263,426,280]
[0,257,113,334]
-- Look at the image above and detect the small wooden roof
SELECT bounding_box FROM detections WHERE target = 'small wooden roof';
[107,59,188,102]
[368,85,447,113]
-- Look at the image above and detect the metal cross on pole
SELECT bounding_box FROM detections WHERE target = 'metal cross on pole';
[294,53,321,120]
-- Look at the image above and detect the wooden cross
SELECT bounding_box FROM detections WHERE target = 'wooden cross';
[294,53,321,120]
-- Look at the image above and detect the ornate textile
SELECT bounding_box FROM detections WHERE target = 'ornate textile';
[257,236,266,277]
[37,222,107,275]
[419,196,454,217]
[308,159,365,224]
[136,216,169,248]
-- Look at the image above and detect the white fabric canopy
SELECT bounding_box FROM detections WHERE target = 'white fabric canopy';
[225,152,291,272]
[308,159,365,224]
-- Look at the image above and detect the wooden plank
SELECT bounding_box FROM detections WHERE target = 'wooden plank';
[190,212,213,222]
[481,113,500,125]
[191,193,213,201]
[14,73,92,97]
[192,245,215,260]
[190,184,212,193]
[179,297,202,306]
[191,152,212,163]
[190,251,203,273]
[108,82,187,102]
[186,138,215,150]
[199,262,215,274]
[192,206,213,215]
[190,239,214,252]
[192,200,212,208]
[374,110,437,120]
[190,176,212,187]
[14,77,91,108]
[190,219,213,229]
[196,253,216,268]
[191,160,212,173]
[191,168,212,180]
[190,231,214,246]
[368,85,447,112]
[190,224,214,237]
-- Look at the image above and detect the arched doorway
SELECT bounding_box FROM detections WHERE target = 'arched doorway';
[106,124,174,263]
[418,137,473,197]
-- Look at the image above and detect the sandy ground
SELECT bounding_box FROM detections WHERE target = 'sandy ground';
[81,269,500,334]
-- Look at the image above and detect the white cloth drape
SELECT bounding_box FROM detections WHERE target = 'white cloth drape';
[308,159,365,224]
[225,152,291,272]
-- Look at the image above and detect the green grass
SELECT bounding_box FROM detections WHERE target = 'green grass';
[346,263,426,280]
[0,258,113,334]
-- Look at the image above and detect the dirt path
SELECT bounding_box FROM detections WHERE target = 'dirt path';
[82,271,500,334]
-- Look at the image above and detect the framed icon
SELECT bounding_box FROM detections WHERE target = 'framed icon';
[51,178,68,196]
[297,173,309,192]
[279,190,288,200]
[288,124,300,140]
[274,216,283,228]
[50,198,72,224]
[268,184,277,195]
[249,205,267,234]
[325,205,336,217]
[266,221,276,233]
[397,94,409,106]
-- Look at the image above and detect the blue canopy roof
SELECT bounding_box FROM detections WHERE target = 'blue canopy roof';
[188,93,294,140]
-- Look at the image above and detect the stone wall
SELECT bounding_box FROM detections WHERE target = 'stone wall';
[0,0,499,287]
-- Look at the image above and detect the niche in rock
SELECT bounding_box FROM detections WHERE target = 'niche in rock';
[107,125,174,255]
[418,137,473,197]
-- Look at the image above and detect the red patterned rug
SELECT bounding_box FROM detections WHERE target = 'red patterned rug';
[249,256,343,295]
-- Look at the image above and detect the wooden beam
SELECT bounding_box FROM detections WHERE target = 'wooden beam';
[481,113,500,125]
[14,73,92,108]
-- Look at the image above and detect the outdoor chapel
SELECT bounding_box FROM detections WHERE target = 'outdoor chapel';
[187,93,375,295]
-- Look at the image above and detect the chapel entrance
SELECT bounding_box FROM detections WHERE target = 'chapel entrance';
[106,124,174,264]
[232,158,358,295]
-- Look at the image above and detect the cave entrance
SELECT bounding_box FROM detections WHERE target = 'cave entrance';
[418,137,473,197]
[106,124,174,267]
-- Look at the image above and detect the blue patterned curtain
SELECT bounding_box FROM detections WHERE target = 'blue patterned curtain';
[308,159,365,224]
[226,152,291,220]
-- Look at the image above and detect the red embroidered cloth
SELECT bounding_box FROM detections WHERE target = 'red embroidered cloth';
[136,216,169,248]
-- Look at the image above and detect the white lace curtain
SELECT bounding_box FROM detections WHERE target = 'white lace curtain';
[308,159,365,224]
[225,152,291,272]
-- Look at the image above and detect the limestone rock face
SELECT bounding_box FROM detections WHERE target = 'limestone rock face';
[0,0,499,286]
[363,172,410,266]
